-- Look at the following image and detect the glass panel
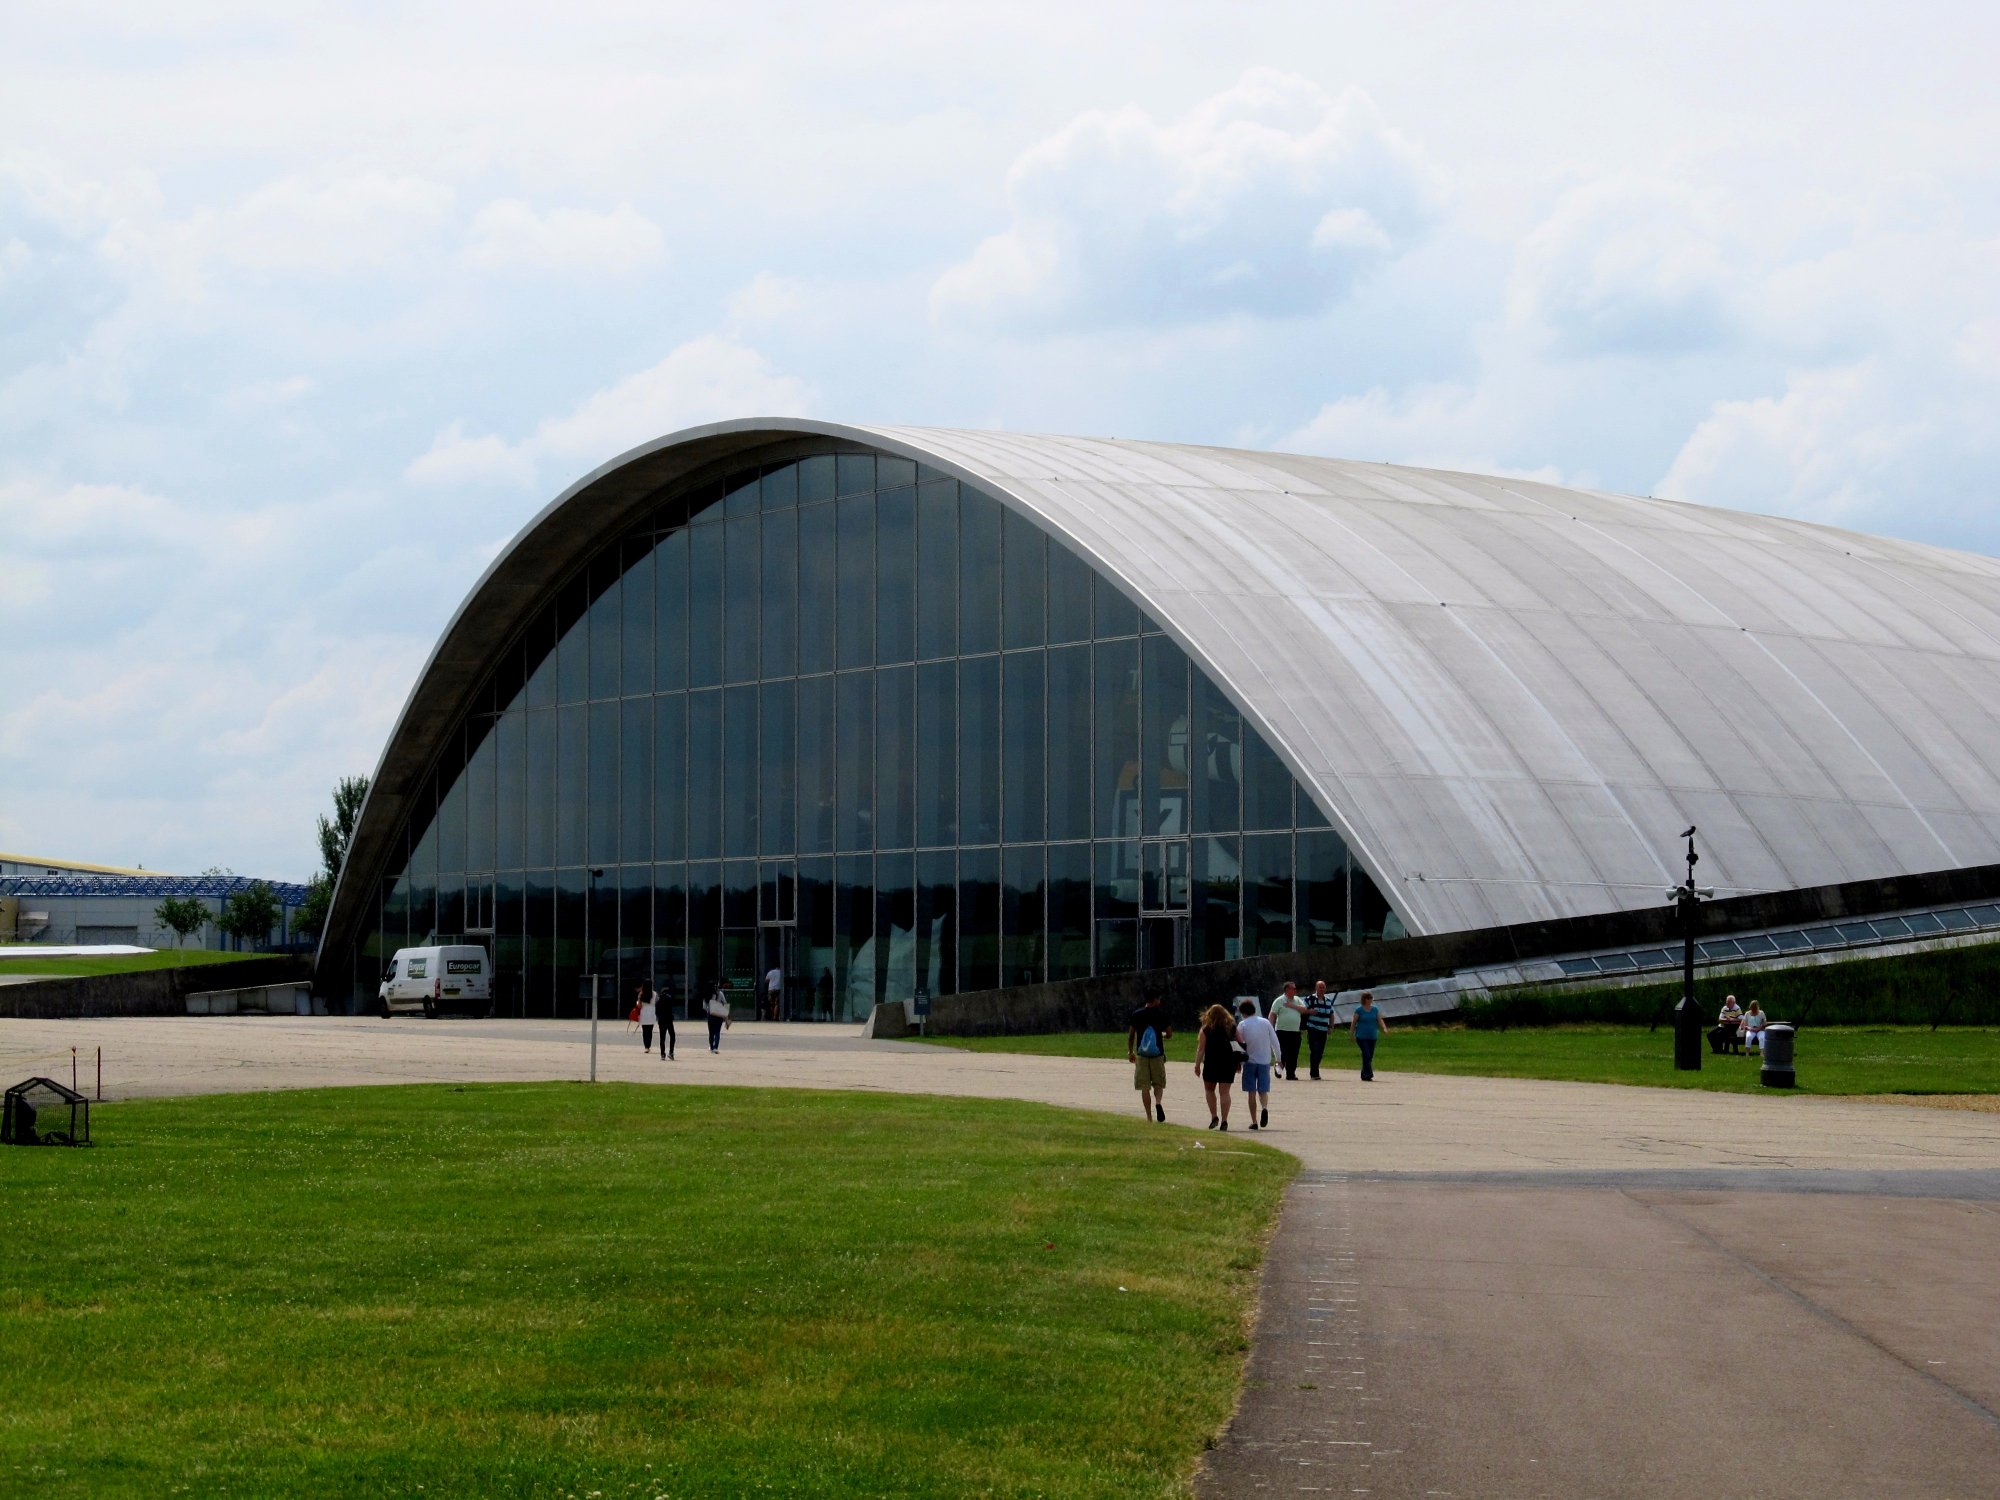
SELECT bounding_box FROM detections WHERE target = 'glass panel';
[588,701,619,865]
[525,605,557,709]
[1936,908,1977,931]
[687,690,721,860]
[1631,949,1674,968]
[1697,939,1743,961]
[836,493,874,669]
[1295,785,1331,829]
[1295,830,1350,951]
[916,660,957,847]
[761,505,797,678]
[724,512,760,684]
[494,869,524,1016]
[1192,835,1240,963]
[1352,864,1405,942]
[1141,634,1189,836]
[1559,958,1601,976]
[916,479,958,660]
[878,455,916,488]
[1047,843,1092,981]
[1184,680,1232,836]
[1095,918,1137,976]
[1047,540,1092,644]
[761,461,798,510]
[1002,651,1045,844]
[725,472,759,518]
[495,710,525,871]
[1736,933,1780,955]
[1771,929,1812,950]
[436,760,467,881]
[1093,570,1139,639]
[836,452,874,496]
[525,868,555,1015]
[653,694,686,861]
[619,866,651,990]
[834,855,873,1020]
[958,655,1001,846]
[797,856,836,1019]
[620,697,652,864]
[557,704,587,866]
[621,539,653,695]
[1002,507,1046,649]
[799,454,835,504]
[836,671,874,851]
[688,523,723,688]
[1242,723,1293,831]
[1835,922,1877,944]
[1047,644,1092,841]
[589,559,621,700]
[875,665,914,850]
[723,858,758,930]
[798,500,837,676]
[654,529,687,692]
[798,673,836,855]
[555,865,587,1013]
[654,863,688,1014]
[1904,911,1945,935]
[1001,844,1046,987]
[1093,639,1140,839]
[760,679,796,856]
[723,684,759,859]
[1597,952,1638,972]
[688,861,721,995]
[1242,832,1292,955]
[876,850,915,1006]
[916,849,956,999]
[526,709,555,868]
[876,485,915,665]
[758,859,796,924]
[957,845,1000,992]
[958,486,1002,655]
[465,726,496,873]
[557,576,589,703]
[1095,839,1139,918]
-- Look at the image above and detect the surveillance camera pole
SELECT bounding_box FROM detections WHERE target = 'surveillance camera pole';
[1671,829,1707,1071]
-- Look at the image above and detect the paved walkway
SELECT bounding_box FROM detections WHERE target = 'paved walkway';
[8,1015,2000,1496]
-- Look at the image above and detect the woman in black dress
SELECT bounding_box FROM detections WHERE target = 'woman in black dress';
[1193,1003,1241,1131]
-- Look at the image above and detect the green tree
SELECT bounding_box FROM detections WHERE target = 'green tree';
[154,895,209,958]
[294,775,370,945]
[219,881,283,951]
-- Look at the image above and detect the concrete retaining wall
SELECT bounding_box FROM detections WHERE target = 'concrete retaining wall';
[0,957,313,1020]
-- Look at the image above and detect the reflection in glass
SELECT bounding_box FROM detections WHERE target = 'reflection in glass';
[557,705,586,866]
[761,506,797,678]
[875,665,914,850]
[958,655,1000,846]
[798,674,835,854]
[799,454,835,504]
[654,529,687,692]
[916,849,955,998]
[1002,508,1046,649]
[622,540,653,695]
[1094,639,1139,839]
[588,701,618,864]
[836,671,873,851]
[1001,651,1044,844]
[526,710,555,868]
[1047,540,1092,644]
[916,479,957,660]
[688,524,723,688]
[1141,634,1189,837]
[558,577,588,703]
[798,501,837,676]
[1242,832,1293,954]
[1193,835,1240,964]
[653,694,685,861]
[620,698,651,864]
[687,691,721,859]
[1093,568,1139,639]
[1047,843,1092,980]
[836,494,874,669]
[1296,829,1350,950]
[915,661,956,847]
[589,561,620,701]
[724,513,760,684]
[1242,724,1294,831]
[876,486,915,665]
[496,711,525,871]
[760,680,796,856]
[1001,844,1045,987]
[875,850,915,1007]
[723,684,758,859]
[958,487,1001,654]
[1352,864,1405,943]
[957,845,999,992]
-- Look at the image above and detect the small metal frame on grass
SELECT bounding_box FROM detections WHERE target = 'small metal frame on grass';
[2,1076,92,1147]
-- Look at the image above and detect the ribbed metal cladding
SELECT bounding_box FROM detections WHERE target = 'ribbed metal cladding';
[320,419,2000,966]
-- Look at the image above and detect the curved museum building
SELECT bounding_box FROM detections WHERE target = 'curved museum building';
[317,421,2000,1016]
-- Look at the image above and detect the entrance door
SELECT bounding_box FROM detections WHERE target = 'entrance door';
[1140,914,1189,972]
[758,924,796,1020]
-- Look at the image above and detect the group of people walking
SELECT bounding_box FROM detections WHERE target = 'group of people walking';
[629,978,739,1058]
[1128,985,1387,1132]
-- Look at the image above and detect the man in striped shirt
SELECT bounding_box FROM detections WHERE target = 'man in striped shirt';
[1303,980,1338,1080]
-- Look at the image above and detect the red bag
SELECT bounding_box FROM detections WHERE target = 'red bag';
[628,1004,641,1023]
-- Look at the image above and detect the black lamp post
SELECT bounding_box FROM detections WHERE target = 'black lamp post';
[1669,828,1713,1071]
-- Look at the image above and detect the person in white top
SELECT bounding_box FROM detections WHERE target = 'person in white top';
[1234,998,1280,1131]
[636,981,658,1055]
[1740,999,1768,1052]
[764,965,784,1021]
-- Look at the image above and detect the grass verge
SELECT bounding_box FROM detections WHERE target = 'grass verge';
[0,1084,1291,1499]
[0,949,262,977]
[917,1025,2000,1096]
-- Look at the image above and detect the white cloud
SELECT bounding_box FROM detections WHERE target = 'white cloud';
[1509,178,1738,357]
[406,335,813,488]
[463,199,665,273]
[727,271,808,328]
[931,68,1443,332]
[184,173,453,276]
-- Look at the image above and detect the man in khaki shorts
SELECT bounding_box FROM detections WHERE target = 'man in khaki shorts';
[1126,993,1173,1123]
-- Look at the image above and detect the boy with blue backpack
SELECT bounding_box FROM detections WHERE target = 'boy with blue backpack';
[1127,994,1173,1123]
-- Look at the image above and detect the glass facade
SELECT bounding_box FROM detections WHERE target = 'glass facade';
[355,444,1408,1019]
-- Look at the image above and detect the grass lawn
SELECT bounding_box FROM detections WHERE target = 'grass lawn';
[917,1025,2000,1096]
[1,1084,1292,1499]
[0,948,262,977]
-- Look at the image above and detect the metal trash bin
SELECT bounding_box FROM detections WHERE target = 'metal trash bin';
[1760,1023,1796,1088]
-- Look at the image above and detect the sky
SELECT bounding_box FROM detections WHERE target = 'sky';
[3,0,1997,880]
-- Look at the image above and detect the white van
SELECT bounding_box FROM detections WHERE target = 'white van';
[378,945,492,1019]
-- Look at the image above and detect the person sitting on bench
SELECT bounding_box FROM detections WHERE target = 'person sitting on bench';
[1740,999,1769,1053]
